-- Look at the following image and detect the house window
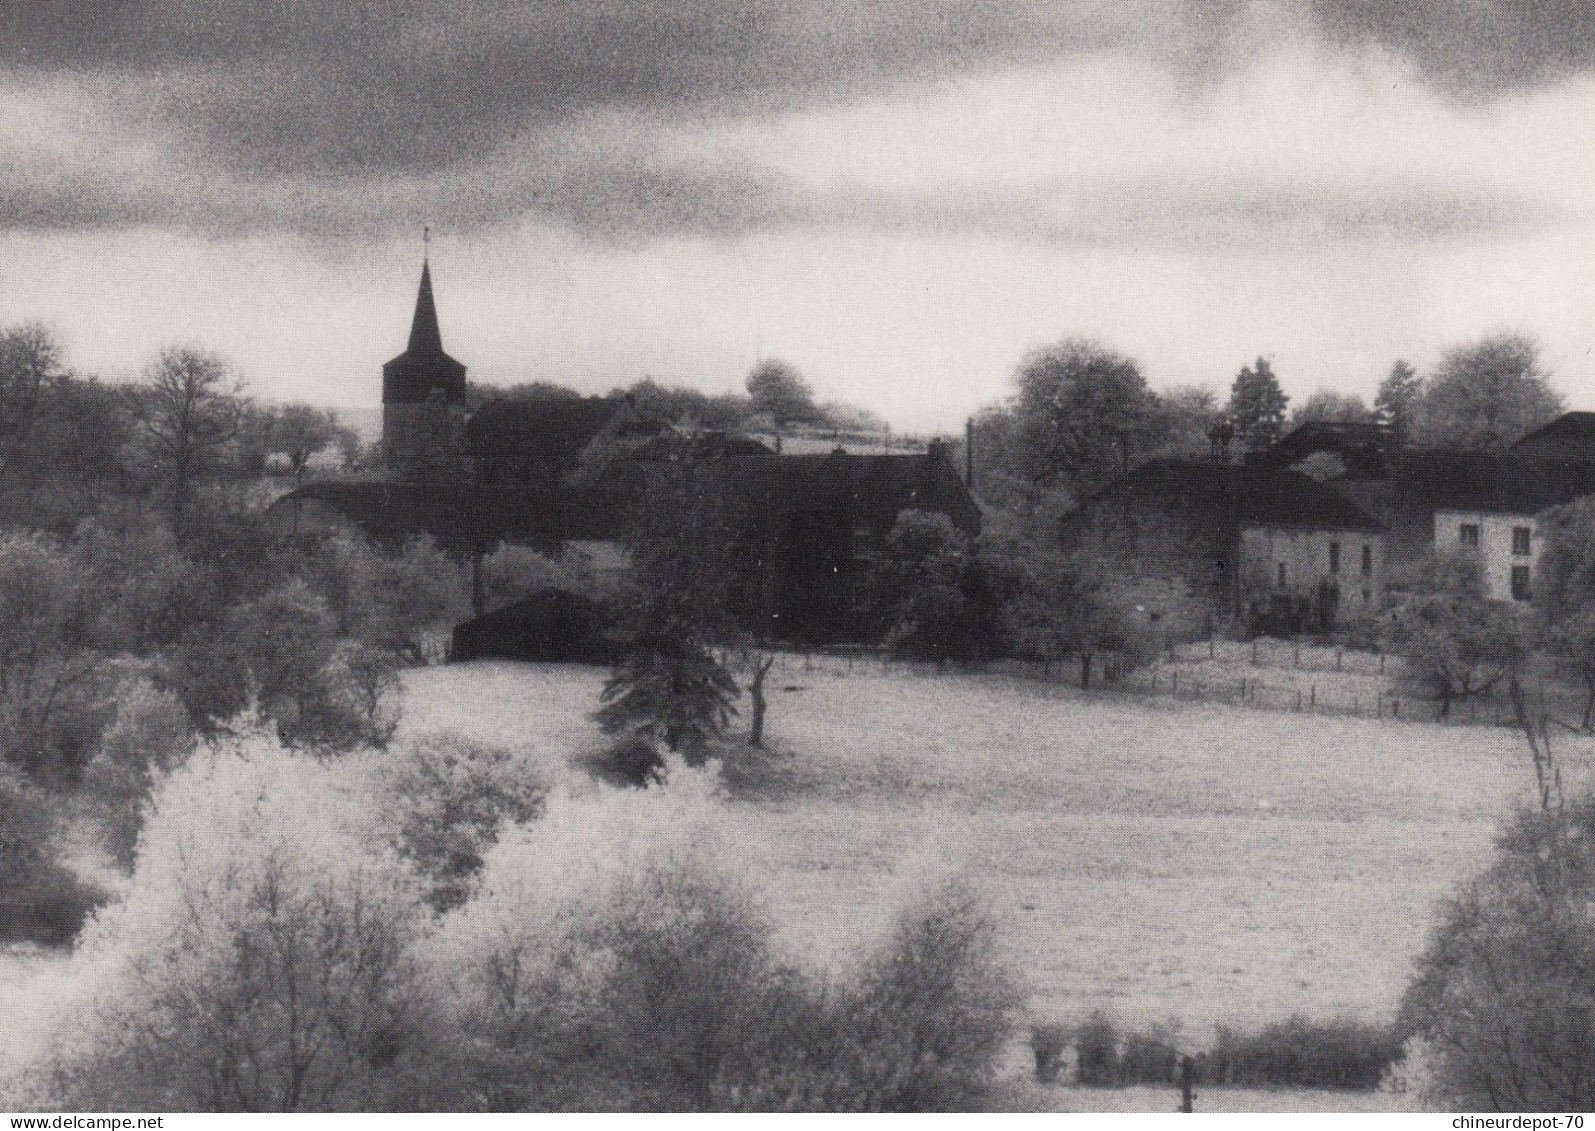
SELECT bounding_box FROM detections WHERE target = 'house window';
[1460,523,1481,549]
[1277,562,1287,589]
[1329,541,1340,574]
[1361,545,1373,576]
[1512,526,1532,556]
[1511,565,1532,602]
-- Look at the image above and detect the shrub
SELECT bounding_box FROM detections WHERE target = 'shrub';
[420,772,1018,1112]
[380,734,546,911]
[1118,1021,1180,1085]
[832,880,1019,1109]
[0,768,106,946]
[1398,798,1595,1110]
[1074,1012,1119,1085]
[584,734,666,788]
[1206,1016,1400,1089]
[22,732,433,1112]
[1030,1022,1069,1083]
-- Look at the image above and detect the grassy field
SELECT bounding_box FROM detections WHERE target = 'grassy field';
[400,659,1582,1081]
[6,654,1575,1112]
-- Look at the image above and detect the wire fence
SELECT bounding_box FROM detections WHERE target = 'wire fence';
[760,642,1527,728]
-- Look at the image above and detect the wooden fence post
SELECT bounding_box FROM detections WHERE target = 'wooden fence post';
[1180,1055,1196,1113]
[1172,671,1179,695]
[1309,684,1316,710]
[1336,646,1343,672]
[1251,639,1259,665]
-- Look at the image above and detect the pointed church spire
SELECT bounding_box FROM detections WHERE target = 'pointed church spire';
[407,259,445,355]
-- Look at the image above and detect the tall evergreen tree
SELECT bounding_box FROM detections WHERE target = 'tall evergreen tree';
[595,454,744,766]
[1225,357,1290,452]
[1374,359,1422,439]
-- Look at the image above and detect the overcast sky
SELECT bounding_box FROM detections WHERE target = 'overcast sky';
[2,1,1591,433]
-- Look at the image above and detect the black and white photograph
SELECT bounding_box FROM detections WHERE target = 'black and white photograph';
[1,0,1593,1116]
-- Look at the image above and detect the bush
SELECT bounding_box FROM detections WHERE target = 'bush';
[380,734,546,911]
[0,769,106,946]
[1206,1016,1400,1089]
[828,879,1020,1110]
[1398,798,1595,1110]
[1030,1022,1069,1083]
[21,732,433,1112]
[1074,1012,1119,1085]
[420,772,1017,1112]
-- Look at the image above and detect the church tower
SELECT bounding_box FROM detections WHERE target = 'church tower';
[381,258,468,480]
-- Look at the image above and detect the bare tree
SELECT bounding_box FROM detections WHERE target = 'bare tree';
[0,322,65,479]
[136,347,246,537]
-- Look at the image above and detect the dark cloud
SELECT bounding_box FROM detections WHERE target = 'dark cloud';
[5,1,1148,176]
[1310,0,1595,96]
[1,2,1589,242]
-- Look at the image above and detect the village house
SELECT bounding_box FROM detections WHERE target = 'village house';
[1064,458,1386,635]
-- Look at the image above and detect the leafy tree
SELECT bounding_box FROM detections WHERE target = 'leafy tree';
[746,359,819,429]
[133,346,247,539]
[1012,338,1161,500]
[1150,384,1222,459]
[1226,356,1290,452]
[269,403,348,482]
[1374,359,1422,438]
[1533,496,1595,624]
[1417,332,1562,449]
[873,511,972,664]
[1546,605,1595,730]
[1,767,105,945]
[1289,389,1371,428]
[1532,497,1595,728]
[0,532,109,781]
[1386,551,1529,718]
[1399,793,1595,1110]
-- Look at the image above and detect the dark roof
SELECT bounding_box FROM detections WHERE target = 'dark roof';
[407,261,444,354]
[466,395,673,473]
[276,479,629,548]
[709,447,981,536]
[1512,412,1595,463]
[1372,449,1573,514]
[1088,459,1383,531]
[280,444,981,548]
[1254,420,1398,476]
[382,262,466,404]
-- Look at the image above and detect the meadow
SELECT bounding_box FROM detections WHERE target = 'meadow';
[403,657,1573,1043]
[4,652,1576,1111]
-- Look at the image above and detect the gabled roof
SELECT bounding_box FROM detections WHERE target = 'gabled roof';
[1086,458,1383,532]
[467,395,673,473]
[1379,449,1573,515]
[1512,412,1595,464]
